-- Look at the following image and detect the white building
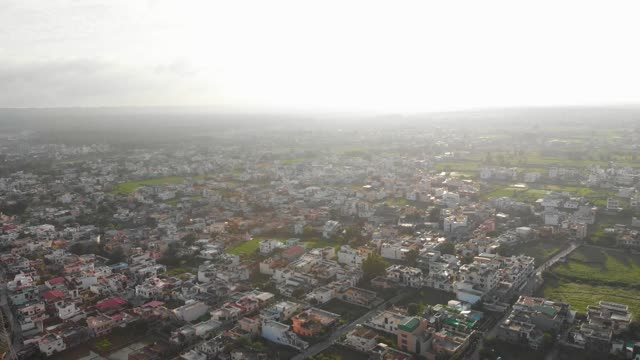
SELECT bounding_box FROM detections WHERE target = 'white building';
[322,220,342,239]
[259,239,284,254]
[385,265,423,288]
[261,320,309,350]
[174,301,210,322]
[337,245,372,268]
[38,334,66,357]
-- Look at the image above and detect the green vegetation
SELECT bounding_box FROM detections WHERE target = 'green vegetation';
[504,240,563,266]
[303,237,338,249]
[166,267,191,277]
[362,254,389,281]
[111,176,185,194]
[435,149,640,176]
[396,288,456,308]
[95,339,112,352]
[384,198,409,206]
[485,186,548,203]
[542,278,640,318]
[227,238,262,255]
[484,183,618,205]
[542,246,640,316]
[550,247,640,288]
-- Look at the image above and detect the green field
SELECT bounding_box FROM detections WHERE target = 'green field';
[485,184,618,205]
[542,278,640,317]
[434,150,640,175]
[551,247,640,288]
[505,240,563,266]
[485,187,548,203]
[227,237,338,256]
[228,238,262,255]
[111,176,185,194]
[542,246,640,316]
[385,198,409,206]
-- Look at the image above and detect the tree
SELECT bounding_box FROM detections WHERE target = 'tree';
[303,225,317,238]
[407,302,420,316]
[181,233,197,247]
[428,207,441,222]
[439,242,455,255]
[106,246,125,265]
[405,249,419,267]
[362,254,388,281]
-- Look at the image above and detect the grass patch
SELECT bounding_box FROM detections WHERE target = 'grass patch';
[166,267,191,277]
[304,237,339,249]
[550,247,640,288]
[111,176,185,195]
[542,278,640,317]
[384,198,409,206]
[542,246,640,317]
[485,187,548,203]
[227,238,262,255]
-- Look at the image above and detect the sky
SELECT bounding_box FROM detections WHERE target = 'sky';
[1,0,639,113]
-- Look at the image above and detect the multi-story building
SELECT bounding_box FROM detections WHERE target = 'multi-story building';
[385,265,423,288]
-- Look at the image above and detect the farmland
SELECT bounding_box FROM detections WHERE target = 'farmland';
[541,246,640,316]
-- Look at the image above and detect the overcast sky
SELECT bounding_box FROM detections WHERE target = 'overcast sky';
[1,0,639,112]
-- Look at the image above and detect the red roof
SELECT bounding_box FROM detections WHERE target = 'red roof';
[96,297,127,311]
[42,290,65,302]
[143,301,165,308]
[47,277,65,285]
[283,245,305,256]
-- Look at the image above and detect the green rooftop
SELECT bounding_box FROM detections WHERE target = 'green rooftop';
[398,317,420,333]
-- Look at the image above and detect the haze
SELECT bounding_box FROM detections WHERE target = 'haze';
[2,0,640,112]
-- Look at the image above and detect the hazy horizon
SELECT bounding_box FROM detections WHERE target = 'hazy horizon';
[3,0,640,112]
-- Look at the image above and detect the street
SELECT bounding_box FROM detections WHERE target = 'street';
[291,291,409,360]
[467,241,581,360]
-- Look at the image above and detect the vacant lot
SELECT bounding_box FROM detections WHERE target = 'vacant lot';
[320,299,369,322]
[111,176,185,194]
[316,345,370,360]
[396,288,456,308]
[505,240,563,266]
[541,246,640,316]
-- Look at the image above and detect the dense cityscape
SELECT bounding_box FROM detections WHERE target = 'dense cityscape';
[0,110,639,360]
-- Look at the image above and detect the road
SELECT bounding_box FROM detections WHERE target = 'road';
[291,291,409,360]
[467,241,581,360]
[0,268,23,358]
[534,241,580,275]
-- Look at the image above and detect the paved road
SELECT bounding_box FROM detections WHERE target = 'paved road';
[534,241,580,275]
[467,241,581,360]
[291,291,409,360]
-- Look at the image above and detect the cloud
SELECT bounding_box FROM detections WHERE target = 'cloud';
[0,58,212,107]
